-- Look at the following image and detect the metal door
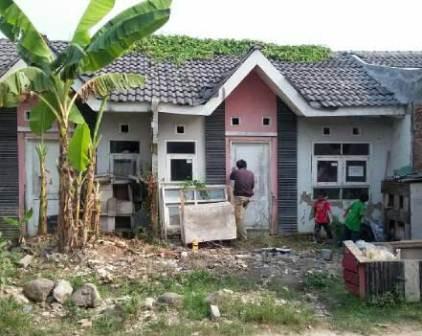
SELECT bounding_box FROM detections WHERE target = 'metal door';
[25,140,60,236]
[231,142,271,229]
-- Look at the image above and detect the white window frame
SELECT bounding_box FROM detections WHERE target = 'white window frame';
[312,142,370,199]
[166,154,197,182]
[109,153,141,176]
[262,116,272,127]
[165,140,197,182]
[313,157,340,186]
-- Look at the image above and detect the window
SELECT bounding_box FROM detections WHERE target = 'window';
[120,124,129,133]
[167,141,195,154]
[167,141,196,181]
[317,160,338,183]
[352,127,361,136]
[25,110,31,121]
[313,188,340,200]
[110,141,139,154]
[176,125,185,134]
[322,127,331,136]
[170,159,193,181]
[231,117,240,126]
[263,117,271,126]
[109,141,140,176]
[313,142,369,200]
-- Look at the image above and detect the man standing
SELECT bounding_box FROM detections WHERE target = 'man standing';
[230,159,255,240]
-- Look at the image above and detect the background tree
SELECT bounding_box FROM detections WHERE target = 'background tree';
[0,0,171,251]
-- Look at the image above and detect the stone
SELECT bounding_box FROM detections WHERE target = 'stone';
[53,280,73,304]
[180,251,188,259]
[18,255,33,268]
[209,304,220,320]
[78,319,92,328]
[321,249,333,261]
[1,286,30,304]
[71,283,101,308]
[23,278,55,303]
[22,304,33,313]
[144,297,155,310]
[157,292,183,306]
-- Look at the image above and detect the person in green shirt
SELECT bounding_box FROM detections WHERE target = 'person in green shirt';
[342,194,369,242]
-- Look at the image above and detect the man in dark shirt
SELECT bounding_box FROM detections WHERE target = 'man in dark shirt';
[230,159,255,240]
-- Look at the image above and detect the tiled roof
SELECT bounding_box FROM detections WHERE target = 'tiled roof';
[6,40,422,109]
[0,39,19,76]
[273,54,400,108]
[355,51,422,68]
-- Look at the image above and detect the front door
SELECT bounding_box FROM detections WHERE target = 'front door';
[231,142,271,230]
[25,140,60,236]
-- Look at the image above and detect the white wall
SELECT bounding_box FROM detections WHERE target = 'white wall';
[297,116,397,233]
[97,112,151,175]
[388,112,412,176]
[157,113,205,182]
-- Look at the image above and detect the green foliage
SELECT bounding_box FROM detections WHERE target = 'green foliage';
[0,233,16,287]
[80,73,144,99]
[222,296,313,328]
[303,271,337,290]
[0,0,54,68]
[308,273,422,334]
[182,179,209,199]
[29,95,57,135]
[72,0,116,46]
[0,298,44,336]
[81,0,171,73]
[69,123,92,172]
[135,35,331,64]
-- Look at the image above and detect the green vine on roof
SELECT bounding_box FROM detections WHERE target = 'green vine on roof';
[134,35,331,64]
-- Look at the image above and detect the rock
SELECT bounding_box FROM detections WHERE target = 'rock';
[180,251,188,259]
[22,304,33,313]
[1,286,30,304]
[18,255,33,268]
[71,283,101,308]
[97,269,113,283]
[157,292,183,306]
[304,293,318,303]
[23,278,55,302]
[210,304,220,320]
[144,297,155,310]
[53,280,73,304]
[321,249,333,261]
[78,319,92,328]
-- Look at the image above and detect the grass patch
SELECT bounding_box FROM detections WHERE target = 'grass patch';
[222,295,313,330]
[0,298,43,336]
[144,318,253,336]
[307,273,422,334]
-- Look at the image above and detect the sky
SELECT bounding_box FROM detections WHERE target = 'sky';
[15,0,422,51]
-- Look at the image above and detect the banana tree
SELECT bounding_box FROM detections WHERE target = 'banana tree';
[0,0,171,251]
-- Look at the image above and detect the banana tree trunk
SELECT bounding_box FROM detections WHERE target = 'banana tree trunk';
[37,144,48,236]
[57,123,75,252]
[82,152,96,245]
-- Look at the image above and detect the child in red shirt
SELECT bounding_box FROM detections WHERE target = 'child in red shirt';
[313,191,333,243]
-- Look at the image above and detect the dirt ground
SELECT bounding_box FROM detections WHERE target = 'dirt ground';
[2,234,422,336]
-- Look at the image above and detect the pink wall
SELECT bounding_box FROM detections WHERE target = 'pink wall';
[224,70,279,233]
[225,70,277,133]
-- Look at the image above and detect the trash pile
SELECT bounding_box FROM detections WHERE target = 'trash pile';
[355,240,398,261]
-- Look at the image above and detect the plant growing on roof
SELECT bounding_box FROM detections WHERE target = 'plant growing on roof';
[0,0,172,251]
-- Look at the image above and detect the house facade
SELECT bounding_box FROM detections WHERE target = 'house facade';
[0,38,420,238]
